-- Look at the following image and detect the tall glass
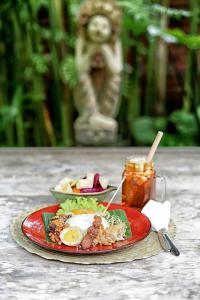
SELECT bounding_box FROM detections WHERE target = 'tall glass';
[122,157,156,210]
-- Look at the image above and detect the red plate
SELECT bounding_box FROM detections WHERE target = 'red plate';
[22,203,151,254]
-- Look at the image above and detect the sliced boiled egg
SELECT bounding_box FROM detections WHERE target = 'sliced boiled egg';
[60,226,83,246]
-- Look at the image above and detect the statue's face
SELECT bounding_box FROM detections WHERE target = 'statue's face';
[87,15,111,43]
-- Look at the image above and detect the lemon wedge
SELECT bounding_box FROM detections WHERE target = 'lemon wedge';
[60,227,83,246]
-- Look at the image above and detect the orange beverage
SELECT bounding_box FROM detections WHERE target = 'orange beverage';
[122,157,155,210]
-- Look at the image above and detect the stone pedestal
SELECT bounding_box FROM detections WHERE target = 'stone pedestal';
[74,126,118,146]
[74,112,118,145]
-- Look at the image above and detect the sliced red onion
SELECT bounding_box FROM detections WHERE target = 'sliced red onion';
[80,187,105,193]
[93,173,100,188]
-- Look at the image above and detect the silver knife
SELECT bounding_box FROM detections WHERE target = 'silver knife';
[157,228,180,256]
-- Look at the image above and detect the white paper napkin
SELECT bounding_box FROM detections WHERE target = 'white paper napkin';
[142,200,171,231]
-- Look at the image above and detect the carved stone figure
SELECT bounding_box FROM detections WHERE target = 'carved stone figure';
[74,0,122,145]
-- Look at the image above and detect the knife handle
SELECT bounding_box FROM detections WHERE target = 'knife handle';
[158,229,180,256]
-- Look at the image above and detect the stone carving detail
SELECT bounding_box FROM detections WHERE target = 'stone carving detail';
[74,0,122,145]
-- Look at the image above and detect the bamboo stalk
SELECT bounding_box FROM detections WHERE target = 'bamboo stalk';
[144,37,157,115]
[0,11,15,146]
[155,0,169,116]
[43,104,56,146]
[184,1,199,109]
[187,0,200,142]
[0,49,13,145]
[190,0,199,109]
[12,11,25,147]
[28,1,49,146]
[128,44,141,140]
[49,0,72,146]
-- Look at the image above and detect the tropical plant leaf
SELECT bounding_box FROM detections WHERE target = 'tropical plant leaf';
[132,117,156,145]
[31,53,49,74]
[162,134,198,146]
[60,55,78,88]
[132,116,168,145]
[118,0,152,35]
[169,110,198,137]
[165,29,200,49]
[152,4,191,19]
[154,117,168,132]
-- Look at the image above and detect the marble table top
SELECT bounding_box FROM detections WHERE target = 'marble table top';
[0,147,199,300]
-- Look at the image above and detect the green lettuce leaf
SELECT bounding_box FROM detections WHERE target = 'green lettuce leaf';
[57,197,106,215]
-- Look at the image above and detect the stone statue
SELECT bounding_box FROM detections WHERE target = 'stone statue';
[74,0,122,145]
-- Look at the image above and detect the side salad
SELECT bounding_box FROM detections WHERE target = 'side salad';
[54,173,109,194]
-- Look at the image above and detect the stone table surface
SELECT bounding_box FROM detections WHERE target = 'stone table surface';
[0,147,199,300]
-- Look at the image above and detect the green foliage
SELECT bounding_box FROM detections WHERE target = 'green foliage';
[119,0,152,36]
[0,86,23,129]
[197,106,200,122]
[0,0,199,147]
[152,4,191,19]
[165,29,200,49]
[169,110,198,137]
[31,53,49,74]
[132,116,167,145]
[132,110,200,146]
[60,56,78,88]
[161,110,199,146]
[68,0,83,17]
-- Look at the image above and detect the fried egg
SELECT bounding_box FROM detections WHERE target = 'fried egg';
[66,214,109,234]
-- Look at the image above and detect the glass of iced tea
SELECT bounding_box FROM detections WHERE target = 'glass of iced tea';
[122,156,165,211]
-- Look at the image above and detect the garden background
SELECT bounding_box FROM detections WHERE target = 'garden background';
[0,0,199,147]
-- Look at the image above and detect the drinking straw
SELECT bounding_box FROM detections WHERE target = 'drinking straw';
[146,131,164,163]
[103,176,126,214]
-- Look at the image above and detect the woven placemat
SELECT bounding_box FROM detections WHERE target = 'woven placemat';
[10,206,176,265]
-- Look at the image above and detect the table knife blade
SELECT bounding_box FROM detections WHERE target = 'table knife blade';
[157,228,180,256]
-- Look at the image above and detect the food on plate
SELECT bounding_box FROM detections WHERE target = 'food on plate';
[54,173,109,194]
[60,227,83,246]
[66,213,109,234]
[44,198,132,249]
[48,214,70,243]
